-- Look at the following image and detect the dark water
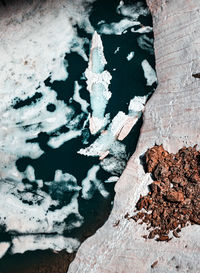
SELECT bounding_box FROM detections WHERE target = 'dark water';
[0,0,156,271]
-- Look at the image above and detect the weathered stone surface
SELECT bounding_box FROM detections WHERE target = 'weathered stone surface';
[69,0,200,272]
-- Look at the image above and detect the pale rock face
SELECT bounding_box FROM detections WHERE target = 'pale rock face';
[69,0,200,272]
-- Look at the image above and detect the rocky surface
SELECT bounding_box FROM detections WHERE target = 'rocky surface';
[69,0,200,272]
[133,145,200,241]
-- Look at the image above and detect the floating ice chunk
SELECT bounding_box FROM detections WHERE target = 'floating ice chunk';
[81,165,109,200]
[141,59,157,86]
[73,82,89,113]
[78,95,148,158]
[48,130,82,149]
[117,116,139,141]
[126,51,135,61]
[100,156,127,176]
[97,20,106,25]
[11,235,80,254]
[78,112,129,157]
[85,32,112,134]
[114,47,120,54]
[89,31,107,69]
[131,26,152,33]
[0,242,10,259]
[128,95,148,113]
[99,19,140,35]
[53,170,81,192]
[78,130,115,157]
[137,34,154,55]
[89,114,110,137]
[116,95,148,140]
[105,176,119,183]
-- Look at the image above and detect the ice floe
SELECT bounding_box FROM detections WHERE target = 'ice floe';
[11,235,80,254]
[48,130,82,149]
[104,176,119,183]
[141,59,157,86]
[78,95,147,159]
[81,165,109,200]
[85,31,112,134]
[127,51,135,61]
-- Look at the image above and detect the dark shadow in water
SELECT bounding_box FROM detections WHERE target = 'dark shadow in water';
[0,250,76,273]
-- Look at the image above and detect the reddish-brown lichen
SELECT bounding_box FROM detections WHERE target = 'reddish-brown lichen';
[129,145,200,241]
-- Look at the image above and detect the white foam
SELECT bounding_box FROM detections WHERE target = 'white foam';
[117,1,149,20]
[100,156,127,175]
[48,130,82,149]
[73,81,89,113]
[0,167,83,256]
[0,0,95,181]
[141,59,157,86]
[11,235,80,254]
[0,181,82,235]
[137,34,154,55]
[99,19,140,35]
[81,165,109,200]
[131,26,152,33]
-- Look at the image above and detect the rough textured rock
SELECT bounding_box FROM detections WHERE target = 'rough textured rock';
[133,145,200,241]
[69,0,200,272]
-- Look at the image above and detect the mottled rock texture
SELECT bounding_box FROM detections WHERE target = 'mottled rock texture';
[69,0,200,272]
